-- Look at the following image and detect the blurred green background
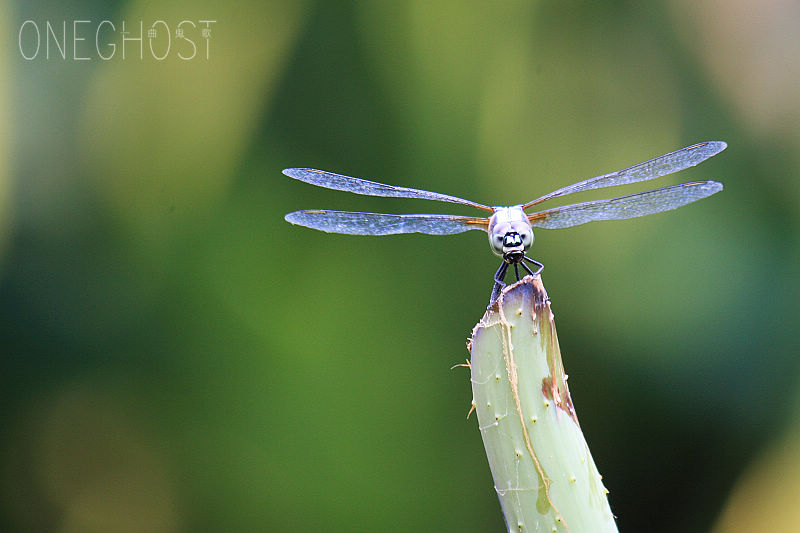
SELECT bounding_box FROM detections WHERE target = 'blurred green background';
[3,1,800,532]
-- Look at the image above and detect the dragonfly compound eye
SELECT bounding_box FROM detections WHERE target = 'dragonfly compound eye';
[489,233,505,255]
[521,231,532,246]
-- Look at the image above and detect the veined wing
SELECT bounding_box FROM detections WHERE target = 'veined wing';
[285,209,489,235]
[527,181,723,230]
[283,168,493,212]
[522,141,727,209]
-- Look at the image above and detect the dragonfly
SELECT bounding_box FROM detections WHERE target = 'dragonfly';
[284,141,725,303]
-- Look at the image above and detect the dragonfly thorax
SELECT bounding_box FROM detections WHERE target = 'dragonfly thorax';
[487,206,533,262]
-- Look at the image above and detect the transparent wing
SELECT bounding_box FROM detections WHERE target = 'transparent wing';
[285,209,489,235]
[527,181,723,230]
[283,168,493,212]
[522,141,727,209]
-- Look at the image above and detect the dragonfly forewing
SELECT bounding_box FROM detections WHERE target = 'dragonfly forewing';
[285,209,489,235]
[522,141,727,209]
[527,180,723,230]
[283,168,493,212]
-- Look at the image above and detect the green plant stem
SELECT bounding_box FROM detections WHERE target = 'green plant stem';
[469,275,617,533]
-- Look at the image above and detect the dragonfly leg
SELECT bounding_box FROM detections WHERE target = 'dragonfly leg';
[521,256,544,277]
[514,262,521,281]
[520,261,535,277]
[490,261,509,303]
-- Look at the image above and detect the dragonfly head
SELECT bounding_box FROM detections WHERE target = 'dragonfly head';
[488,206,533,261]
